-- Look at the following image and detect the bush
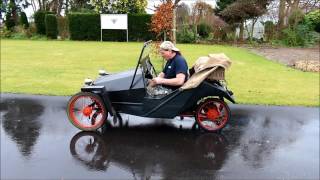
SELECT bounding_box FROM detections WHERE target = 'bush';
[68,13,100,40]
[282,24,320,47]
[288,9,304,27]
[1,23,47,40]
[45,14,58,39]
[0,26,13,38]
[5,13,15,30]
[264,21,275,42]
[20,11,29,29]
[1,25,29,39]
[177,25,197,43]
[197,23,212,38]
[128,14,154,41]
[304,10,320,33]
[34,11,54,35]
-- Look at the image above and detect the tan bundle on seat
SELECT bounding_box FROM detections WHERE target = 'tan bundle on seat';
[181,53,232,90]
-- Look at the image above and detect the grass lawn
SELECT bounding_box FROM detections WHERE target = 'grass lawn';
[1,39,319,106]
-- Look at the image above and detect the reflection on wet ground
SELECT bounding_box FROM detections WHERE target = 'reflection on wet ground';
[1,93,319,179]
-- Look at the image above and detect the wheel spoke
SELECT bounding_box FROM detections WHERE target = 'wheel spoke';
[195,99,230,132]
[68,93,107,131]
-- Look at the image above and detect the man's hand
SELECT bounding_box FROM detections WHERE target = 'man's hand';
[148,79,157,87]
[153,77,165,85]
[152,73,185,86]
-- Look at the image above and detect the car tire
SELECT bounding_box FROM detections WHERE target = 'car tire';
[67,92,107,131]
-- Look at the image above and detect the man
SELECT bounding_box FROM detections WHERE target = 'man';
[150,41,188,89]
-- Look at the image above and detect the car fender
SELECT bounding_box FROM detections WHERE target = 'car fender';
[81,86,115,116]
[205,82,236,104]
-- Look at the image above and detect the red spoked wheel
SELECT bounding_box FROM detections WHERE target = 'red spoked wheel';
[67,92,107,131]
[195,98,231,132]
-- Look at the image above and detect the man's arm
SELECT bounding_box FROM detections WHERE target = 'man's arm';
[153,73,185,86]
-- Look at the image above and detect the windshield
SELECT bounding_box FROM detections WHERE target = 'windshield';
[140,41,152,63]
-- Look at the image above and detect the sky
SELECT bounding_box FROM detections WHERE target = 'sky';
[21,0,217,19]
[146,0,216,14]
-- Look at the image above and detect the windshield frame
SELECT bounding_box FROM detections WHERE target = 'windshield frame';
[129,40,153,90]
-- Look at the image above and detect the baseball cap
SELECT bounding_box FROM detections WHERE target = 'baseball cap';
[160,41,180,52]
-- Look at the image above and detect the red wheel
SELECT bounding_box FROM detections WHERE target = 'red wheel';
[195,98,230,132]
[67,92,107,131]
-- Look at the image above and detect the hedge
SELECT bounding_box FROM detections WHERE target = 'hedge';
[45,14,58,39]
[34,11,54,35]
[19,11,29,29]
[68,13,100,40]
[68,13,154,41]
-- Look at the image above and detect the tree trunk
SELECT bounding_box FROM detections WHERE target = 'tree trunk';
[57,0,63,15]
[250,18,258,42]
[278,0,286,35]
[239,21,244,42]
[172,7,177,44]
[37,0,42,10]
[65,0,69,15]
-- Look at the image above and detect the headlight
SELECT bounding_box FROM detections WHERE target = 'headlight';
[99,69,108,76]
[84,78,93,86]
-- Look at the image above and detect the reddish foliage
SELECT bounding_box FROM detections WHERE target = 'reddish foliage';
[150,1,174,40]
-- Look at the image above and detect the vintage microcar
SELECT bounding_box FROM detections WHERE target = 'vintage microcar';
[67,41,235,132]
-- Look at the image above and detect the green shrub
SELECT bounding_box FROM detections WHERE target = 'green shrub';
[305,10,320,33]
[177,25,196,43]
[288,9,305,27]
[264,21,275,42]
[1,25,29,39]
[45,14,58,39]
[20,11,29,29]
[128,14,154,41]
[68,13,100,40]
[34,11,54,35]
[0,26,13,38]
[282,24,319,47]
[5,13,15,30]
[197,23,212,38]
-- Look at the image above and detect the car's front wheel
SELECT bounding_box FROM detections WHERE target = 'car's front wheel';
[67,92,107,131]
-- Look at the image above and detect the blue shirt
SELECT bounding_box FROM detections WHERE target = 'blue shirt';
[163,54,188,87]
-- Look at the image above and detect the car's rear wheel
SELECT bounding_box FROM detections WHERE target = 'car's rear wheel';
[195,98,230,132]
[67,92,107,131]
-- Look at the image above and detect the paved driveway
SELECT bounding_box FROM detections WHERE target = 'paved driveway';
[1,93,319,179]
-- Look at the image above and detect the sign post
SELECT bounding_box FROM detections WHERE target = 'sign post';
[100,14,128,42]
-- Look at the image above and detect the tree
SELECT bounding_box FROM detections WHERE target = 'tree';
[90,0,147,14]
[305,9,320,32]
[277,0,320,35]
[150,0,174,40]
[221,0,270,41]
[19,11,29,28]
[215,0,235,14]
[5,0,19,30]
[69,0,93,12]
[176,2,189,29]
[191,0,214,25]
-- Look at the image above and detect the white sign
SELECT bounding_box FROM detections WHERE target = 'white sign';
[100,14,128,30]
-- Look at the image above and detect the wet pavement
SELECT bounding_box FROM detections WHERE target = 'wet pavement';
[0,93,319,180]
